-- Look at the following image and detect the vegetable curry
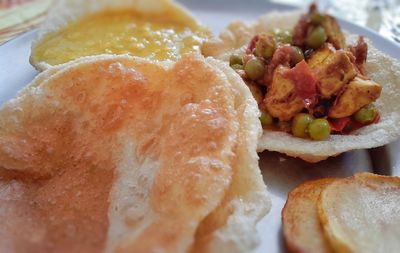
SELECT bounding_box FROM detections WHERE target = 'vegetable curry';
[230,4,382,140]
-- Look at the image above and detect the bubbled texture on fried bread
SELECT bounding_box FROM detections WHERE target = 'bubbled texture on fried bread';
[190,58,271,253]
[0,54,270,253]
[203,11,400,162]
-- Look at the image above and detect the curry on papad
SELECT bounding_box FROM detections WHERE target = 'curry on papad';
[30,0,209,70]
[0,54,270,253]
[203,4,400,162]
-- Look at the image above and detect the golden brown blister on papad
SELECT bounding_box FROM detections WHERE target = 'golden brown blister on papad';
[0,55,270,253]
[318,173,400,253]
[190,59,270,253]
[203,11,400,162]
[282,178,335,253]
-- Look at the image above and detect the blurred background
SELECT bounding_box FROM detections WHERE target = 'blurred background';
[0,0,51,44]
[0,0,399,44]
[274,0,400,42]
[0,0,400,44]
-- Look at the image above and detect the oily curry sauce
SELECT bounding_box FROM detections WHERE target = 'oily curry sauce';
[31,8,209,65]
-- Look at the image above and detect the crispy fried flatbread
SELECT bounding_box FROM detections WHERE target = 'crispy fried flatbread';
[203,11,400,162]
[318,173,400,253]
[0,54,270,252]
[282,178,335,253]
[191,59,271,253]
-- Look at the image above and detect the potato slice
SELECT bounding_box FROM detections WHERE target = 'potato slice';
[318,173,400,253]
[282,178,335,253]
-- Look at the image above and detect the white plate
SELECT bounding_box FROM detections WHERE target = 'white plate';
[0,1,399,252]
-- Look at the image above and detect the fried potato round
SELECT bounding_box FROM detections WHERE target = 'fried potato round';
[282,178,335,253]
[318,173,400,253]
[0,54,270,253]
[203,11,400,162]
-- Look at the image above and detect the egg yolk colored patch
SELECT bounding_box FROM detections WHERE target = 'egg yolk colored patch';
[31,8,209,65]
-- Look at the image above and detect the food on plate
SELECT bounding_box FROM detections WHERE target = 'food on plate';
[0,54,270,252]
[282,178,335,253]
[318,173,400,253]
[203,5,400,162]
[217,5,382,138]
[282,173,400,253]
[30,0,209,70]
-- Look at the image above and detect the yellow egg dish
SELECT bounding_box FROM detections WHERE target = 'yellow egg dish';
[31,0,209,69]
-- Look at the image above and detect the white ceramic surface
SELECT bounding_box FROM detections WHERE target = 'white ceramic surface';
[0,1,399,252]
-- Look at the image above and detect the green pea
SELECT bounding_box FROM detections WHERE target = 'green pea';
[308,118,331,141]
[354,105,378,124]
[310,13,326,25]
[305,26,327,49]
[260,111,274,126]
[231,64,244,70]
[229,54,243,66]
[255,35,277,59]
[273,29,293,44]
[291,46,305,66]
[244,58,265,80]
[292,113,314,138]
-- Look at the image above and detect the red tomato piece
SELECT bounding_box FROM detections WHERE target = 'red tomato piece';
[329,117,351,133]
[284,60,318,106]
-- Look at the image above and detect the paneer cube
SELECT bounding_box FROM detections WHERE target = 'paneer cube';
[264,66,305,121]
[311,50,357,99]
[307,43,336,69]
[322,15,347,50]
[329,77,382,118]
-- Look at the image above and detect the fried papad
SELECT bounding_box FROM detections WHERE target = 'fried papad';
[0,54,270,253]
[203,11,400,162]
[191,59,271,253]
[282,178,335,253]
[30,0,203,71]
[318,173,400,253]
